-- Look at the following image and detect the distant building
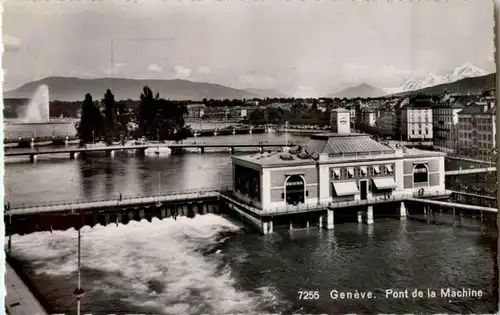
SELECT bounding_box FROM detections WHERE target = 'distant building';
[432,100,464,153]
[186,104,206,118]
[457,101,496,160]
[400,98,433,141]
[377,108,396,138]
[244,100,259,107]
[361,110,377,128]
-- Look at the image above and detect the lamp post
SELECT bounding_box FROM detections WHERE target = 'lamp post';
[73,227,85,315]
[92,130,95,148]
[285,121,289,150]
[157,172,161,196]
[217,172,222,189]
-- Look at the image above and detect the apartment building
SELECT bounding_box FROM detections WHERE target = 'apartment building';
[377,106,396,138]
[457,101,496,160]
[432,100,464,153]
[400,98,433,141]
[361,110,377,128]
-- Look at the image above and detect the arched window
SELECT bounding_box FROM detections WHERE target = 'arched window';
[413,164,428,185]
[285,175,305,205]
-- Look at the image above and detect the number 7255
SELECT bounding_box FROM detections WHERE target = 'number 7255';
[298,291,320,300]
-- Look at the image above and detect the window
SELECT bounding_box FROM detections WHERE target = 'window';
[333,168,341,180]
[360,166,367,176]
[285,175,305,205]
[385,164,393,174]
[347,167,354,178]
[373,165,380,175]
[413,164,428,184]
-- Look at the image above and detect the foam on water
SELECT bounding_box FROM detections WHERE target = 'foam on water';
[9,214,281,314]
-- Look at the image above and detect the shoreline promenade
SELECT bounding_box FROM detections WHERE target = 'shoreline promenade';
[5,261,47,315]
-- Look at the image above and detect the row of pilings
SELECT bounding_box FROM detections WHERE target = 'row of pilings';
[5,199,221,236]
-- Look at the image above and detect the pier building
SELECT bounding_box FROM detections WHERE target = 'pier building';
[229,108,449,233]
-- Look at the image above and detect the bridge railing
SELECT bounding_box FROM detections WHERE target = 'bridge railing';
[4,135,79,142]
[7,186,230,210]
[220,190,454,215]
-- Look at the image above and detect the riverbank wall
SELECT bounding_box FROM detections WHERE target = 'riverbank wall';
[5,255,51,315]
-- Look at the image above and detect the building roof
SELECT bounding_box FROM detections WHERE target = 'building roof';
[304,134,394,155]
[331,108,350,113]
[233,136,444,168]
[402,147,446,158]
[232,149,315,167]
[459,104,496,115]
[450,102,466,109]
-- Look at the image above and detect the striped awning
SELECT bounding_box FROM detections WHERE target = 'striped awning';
[360,166,367,175]
[385,164,393,173]
[373,165,381,174]
[372,177,397,190]
[332,181,359,196]
[347,167,354,177]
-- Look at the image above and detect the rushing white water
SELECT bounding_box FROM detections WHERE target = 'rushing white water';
[21,84,50,123]
[9,214,280,314]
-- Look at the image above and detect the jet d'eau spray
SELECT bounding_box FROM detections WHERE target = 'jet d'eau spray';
[21,84,50,124]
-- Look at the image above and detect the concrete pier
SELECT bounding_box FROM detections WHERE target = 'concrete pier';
[326,209,334,230]
[400,202,407,220]
[357,211,363,223]
[262,219,274,235]
[366,205,374,224]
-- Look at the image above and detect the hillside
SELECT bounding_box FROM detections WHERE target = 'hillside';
[396,73,495,97]
[4,77,261,102]
[244,88,289,98]
[327,83,387,98]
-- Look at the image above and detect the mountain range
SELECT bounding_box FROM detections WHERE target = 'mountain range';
[384,63,490,94]
[4,62,494,101]
[3,77,276,102]
[326,63,493,98]
[326,83,387,98]
[396,72,495,97]
[244,88,289,98]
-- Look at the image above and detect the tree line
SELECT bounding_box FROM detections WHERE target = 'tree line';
[76,86,189,145]
[242,100,331,126]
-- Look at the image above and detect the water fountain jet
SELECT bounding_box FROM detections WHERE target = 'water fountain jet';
[21,84,50,124]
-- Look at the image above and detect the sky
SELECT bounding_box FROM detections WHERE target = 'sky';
[2,0,495,97]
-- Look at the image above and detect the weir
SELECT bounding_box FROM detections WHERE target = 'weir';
[4,186,497,239]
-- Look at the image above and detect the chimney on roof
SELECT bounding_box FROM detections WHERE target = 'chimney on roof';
[330,108,351,135]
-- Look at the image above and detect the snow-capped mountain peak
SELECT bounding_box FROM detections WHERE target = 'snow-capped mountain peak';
[444,63,488,83]
[385,63,489,94]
